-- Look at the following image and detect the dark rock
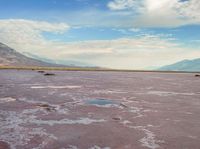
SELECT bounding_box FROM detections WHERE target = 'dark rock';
[112,117,121,121]
[195,74,200,77]
[36,104,56,112]
[120,103,128,108]
[38,71,45,73]
[44,73,55,76]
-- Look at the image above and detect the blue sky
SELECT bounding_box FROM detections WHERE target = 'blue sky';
[0,0,200,69]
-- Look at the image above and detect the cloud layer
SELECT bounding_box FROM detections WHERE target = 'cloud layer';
[0,19,69,56]
[0,19,200,69]
[108,0,200,27]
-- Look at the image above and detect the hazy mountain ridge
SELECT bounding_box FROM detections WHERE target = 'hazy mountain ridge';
[159,58,200,72]
[23,52,95,67]
[0,42,63,67]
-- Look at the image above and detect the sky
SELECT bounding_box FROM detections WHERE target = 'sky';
[0,0,200,69]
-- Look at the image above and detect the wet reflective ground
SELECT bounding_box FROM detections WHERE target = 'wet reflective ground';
[0,69,200,149]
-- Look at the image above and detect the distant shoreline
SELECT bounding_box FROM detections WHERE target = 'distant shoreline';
[0,66,199,74]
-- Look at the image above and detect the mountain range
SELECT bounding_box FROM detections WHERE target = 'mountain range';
[22,52,95,67]
[159,58,200,72]
[0,42,63,67]
[1,42,200,71]
[0,42,95,68]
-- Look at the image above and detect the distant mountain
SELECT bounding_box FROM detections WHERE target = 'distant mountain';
[23,52,95,67]
[159,58,200,72]
[0,42,63,67]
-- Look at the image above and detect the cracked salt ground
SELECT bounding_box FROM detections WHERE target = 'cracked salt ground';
[18,98,69,114]
[117,100,165,148]
[84,97,164,149]
[84,97,165,149]
[0,108,106,149]
[1,70,200,149]
[0,110,57,149]
[121,122,164,149]
[139,128,164,149]
[0,96,188,148]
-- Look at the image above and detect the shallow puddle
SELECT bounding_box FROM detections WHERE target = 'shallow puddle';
[86,98,117,106]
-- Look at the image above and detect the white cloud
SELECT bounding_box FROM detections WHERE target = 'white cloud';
[0,19,69,56]
[61,36,200,69]
[0,19,200,69]
[0,19,69,45]
[108,0,142,10]
[108,0,200,27]
[129,28,141,32]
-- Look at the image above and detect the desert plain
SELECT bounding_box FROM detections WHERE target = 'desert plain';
[0,69,200,149]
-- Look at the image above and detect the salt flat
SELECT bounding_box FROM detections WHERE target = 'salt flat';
[0,70,200,149]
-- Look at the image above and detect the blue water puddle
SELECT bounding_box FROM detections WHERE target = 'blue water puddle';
[86,98,117,106]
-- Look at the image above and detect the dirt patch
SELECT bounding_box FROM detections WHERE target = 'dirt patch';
[0,141,10,149]
[36,103,56,112]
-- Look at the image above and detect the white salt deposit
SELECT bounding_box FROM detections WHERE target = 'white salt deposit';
[31,117,106,126]
[88,146,111,149]
[66,145,79,149]
[31,85,81,89]
[147,91,195,96]
[139,128,160,149]
[0,97,16,103]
